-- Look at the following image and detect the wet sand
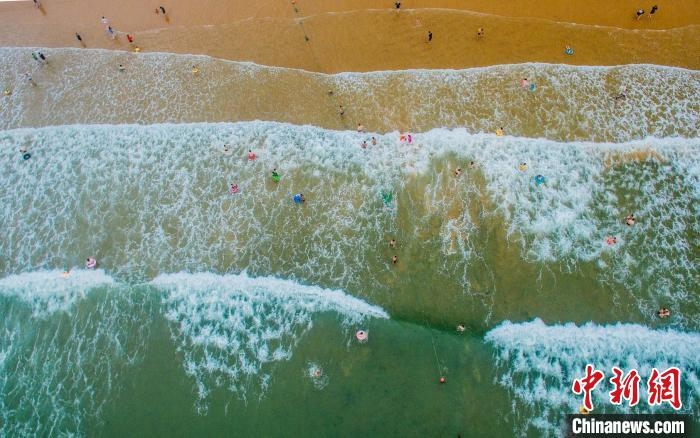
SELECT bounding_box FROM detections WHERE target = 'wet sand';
[1,0,698,72]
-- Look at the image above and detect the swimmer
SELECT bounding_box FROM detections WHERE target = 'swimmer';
[439,377,446,384]
[86,257,97,269]
[605,236,617,245]
[625,214,635,226]
[3,88,11,96]
[313,368,322,378]
[223,144,230,153]
[456,324,465,332]
[19,146,27,154]
[391,255,398,264]
[520,78,529,88]
[357,123,364,133]
[361,140,368,149]
[247,149,256,160]
[230,184,239,194]
[454,167,462,177]
[469,161,476,168]
[614,92,627,104]
[272,169,280,180]
[518,162,527,171]
[657,308,670,318]
[118,64,125,71]
[61,269,71,278]
[496,127,505,136]
[389,239,396,248]
[371,137,377,146]
[192,66,200,75]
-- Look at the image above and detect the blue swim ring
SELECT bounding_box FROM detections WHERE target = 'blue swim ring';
[22,153,31,160]
[565,47,574,55]
[529,83,536,91]
[293,194,302,203]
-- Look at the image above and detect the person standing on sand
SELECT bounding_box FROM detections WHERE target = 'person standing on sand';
[127,34,134,44]
[476,28,484,39]
[101,16,109,27]
[75,32,84,45]
[339,105,345,116]
[395,2,401,13]
[649,5,658,17]
[636,9,645,20]
[357,123,364,133]
[33,0,40,8]
[427,31,433,42]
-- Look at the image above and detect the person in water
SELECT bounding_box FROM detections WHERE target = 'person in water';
[371,137,377,146]
[361,140,368,149]
[391,255,398,264]
[456,324,465,332]
[625,214,635,226]
[247,149,256,160]
[272,168,280,178]
[657,308,670,318]
[222,144,230,153]
[454,167,462,177]
[496,127,505,136]
[389,239,396,248]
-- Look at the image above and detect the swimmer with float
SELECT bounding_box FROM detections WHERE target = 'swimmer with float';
[293,193,305,203]
[535,174,546,185]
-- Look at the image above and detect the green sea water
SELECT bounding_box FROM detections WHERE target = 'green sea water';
[0,50,698,437]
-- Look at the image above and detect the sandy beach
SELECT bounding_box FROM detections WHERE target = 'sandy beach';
[1,0,698,71]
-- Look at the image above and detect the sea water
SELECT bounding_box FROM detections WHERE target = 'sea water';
[0,51,698,437]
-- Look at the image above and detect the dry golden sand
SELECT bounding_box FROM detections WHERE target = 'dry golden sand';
[0,0,698,72]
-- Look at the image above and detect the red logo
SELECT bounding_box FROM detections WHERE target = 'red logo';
[572,364,605,411]
[573,365,682,411]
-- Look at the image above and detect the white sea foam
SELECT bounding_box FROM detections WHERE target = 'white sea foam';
[152,272,387,407]
[1,47,698,142]
[0,122,697,327]
[485,319,700,437]
[0,278,152,436]
[0,269,115,316]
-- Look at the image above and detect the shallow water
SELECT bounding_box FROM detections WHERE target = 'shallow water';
[1,48,698,142]
[0,54,698,436]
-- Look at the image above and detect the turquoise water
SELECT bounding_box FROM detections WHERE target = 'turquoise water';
[0,55,699,436]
